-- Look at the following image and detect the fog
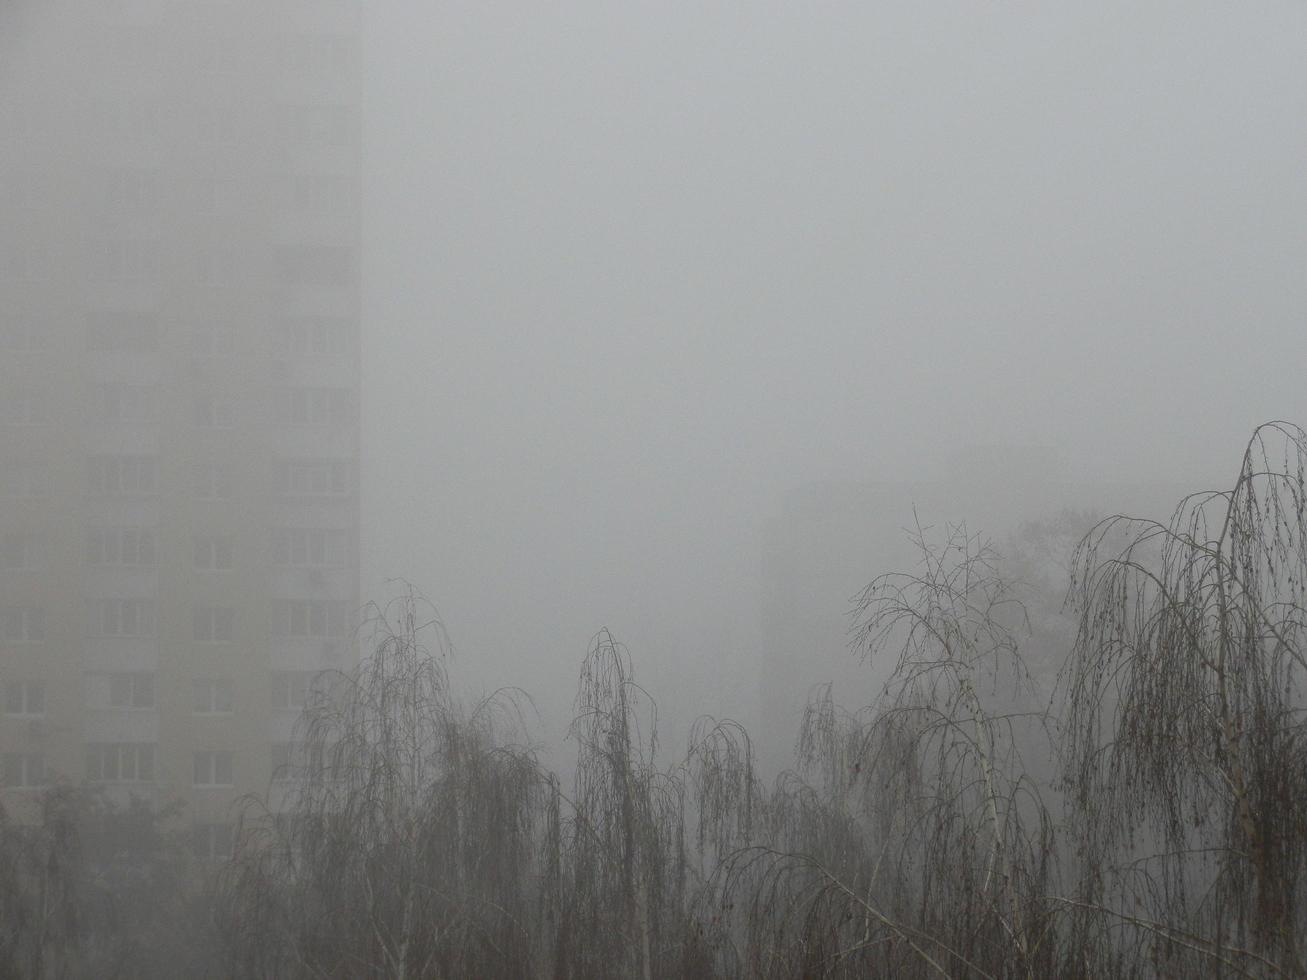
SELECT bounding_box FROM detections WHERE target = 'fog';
[360,3,1306,747]
[2,0,1303,758]
[5,1,1307,974]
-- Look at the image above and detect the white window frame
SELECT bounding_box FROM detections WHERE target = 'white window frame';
[193,750,234,787]
[192,605,234,644]
[193,534,234,570]
[86,527,157,567]
[5,680,45,716]
[193,463,234,500]
[86,743,155,783]
[3,752,46,788]
[1,463,51,498]
[270,527,348,567]
[2,606,45,643]
[95,382,158,424]
[193,678,234,715]
[271,599,348,638]
[108,672,155,709]
[88,455,158,496]
[1,532,44,570]
[95,599,155,638]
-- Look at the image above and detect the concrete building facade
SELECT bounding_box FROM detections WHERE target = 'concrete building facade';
[0,0,362,857]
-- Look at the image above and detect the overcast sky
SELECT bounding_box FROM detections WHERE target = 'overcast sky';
[359,2,1305,741]
[8,1,1299,749]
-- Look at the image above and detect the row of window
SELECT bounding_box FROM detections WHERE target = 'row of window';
[86,11,357,64]
[50,242,357,286]
[89,453,355,498]
[1,600,353,642]
[81,746,233,787]
[5,672,326,716]
[85,454,355,501]
[71,314,354,356]
[5,527,352,570]
[1,532,43,570]
[8,246,356,289]
[6,389,359,431]
[0,321,50,352]
[83,527,353,568]
[4,742,331,789]
[9,389,355,437]
[81,95,358,147]
[97,167,357,227]
[97,26,355,75]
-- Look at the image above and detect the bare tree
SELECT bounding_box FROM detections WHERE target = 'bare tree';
[218,590,553,979]
[703,522,1060,978]
[1061,420,1307,976]
[560,628,695,979]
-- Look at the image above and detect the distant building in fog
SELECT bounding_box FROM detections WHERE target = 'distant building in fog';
[0,1,361,858]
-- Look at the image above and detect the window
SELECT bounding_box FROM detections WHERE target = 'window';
[105,25,156,69]
[86,743,154,783]
[0,321,51,352]
[88,455,158,495]
[277,316,350,356]
[91,99,161,143]
[270,528,348,567]
[1,606,45,643]
[193,678,234,714]
[108,672,155,709]
[5,171,50,213]
[5,681,45,716]
[193,394,235,429]
[87,312,159,352]
[104,168,159,213]
[273,387,352,427]
[193,534,234,570]
[91,239,160,281]
[7,244,55,281]
[1,532,44,570]
[2,753,46,788]
[193,750,234,787]
[278,33,353,74]
[277,175,353,218]
[190,321,236,355]
[2,389,48,425]
[271,599,349,638]
[277,245,353,286]
[0,463,50,498]
[195,104,237,144]
[86,527,157,566]
[197,34,238,73]
[94,383,158,423]
[193,606,234,643]
[271,671,325,710]
[192,176,235,217]
[95,599,155,638]
[192,822,234,861]
[275,104,352,146]
[195,247,237,286]
[193,463,234,500]
[277,460,351,496]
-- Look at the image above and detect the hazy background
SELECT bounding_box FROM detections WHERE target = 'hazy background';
[4,1,1302,757]
[360,3,1304,749]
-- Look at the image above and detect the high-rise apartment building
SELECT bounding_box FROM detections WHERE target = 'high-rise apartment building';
[0,1,361,855]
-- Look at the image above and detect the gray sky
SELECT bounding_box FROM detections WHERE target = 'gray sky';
[361,2,1305,741]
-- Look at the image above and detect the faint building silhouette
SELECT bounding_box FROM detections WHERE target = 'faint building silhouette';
[0,0,362,857]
